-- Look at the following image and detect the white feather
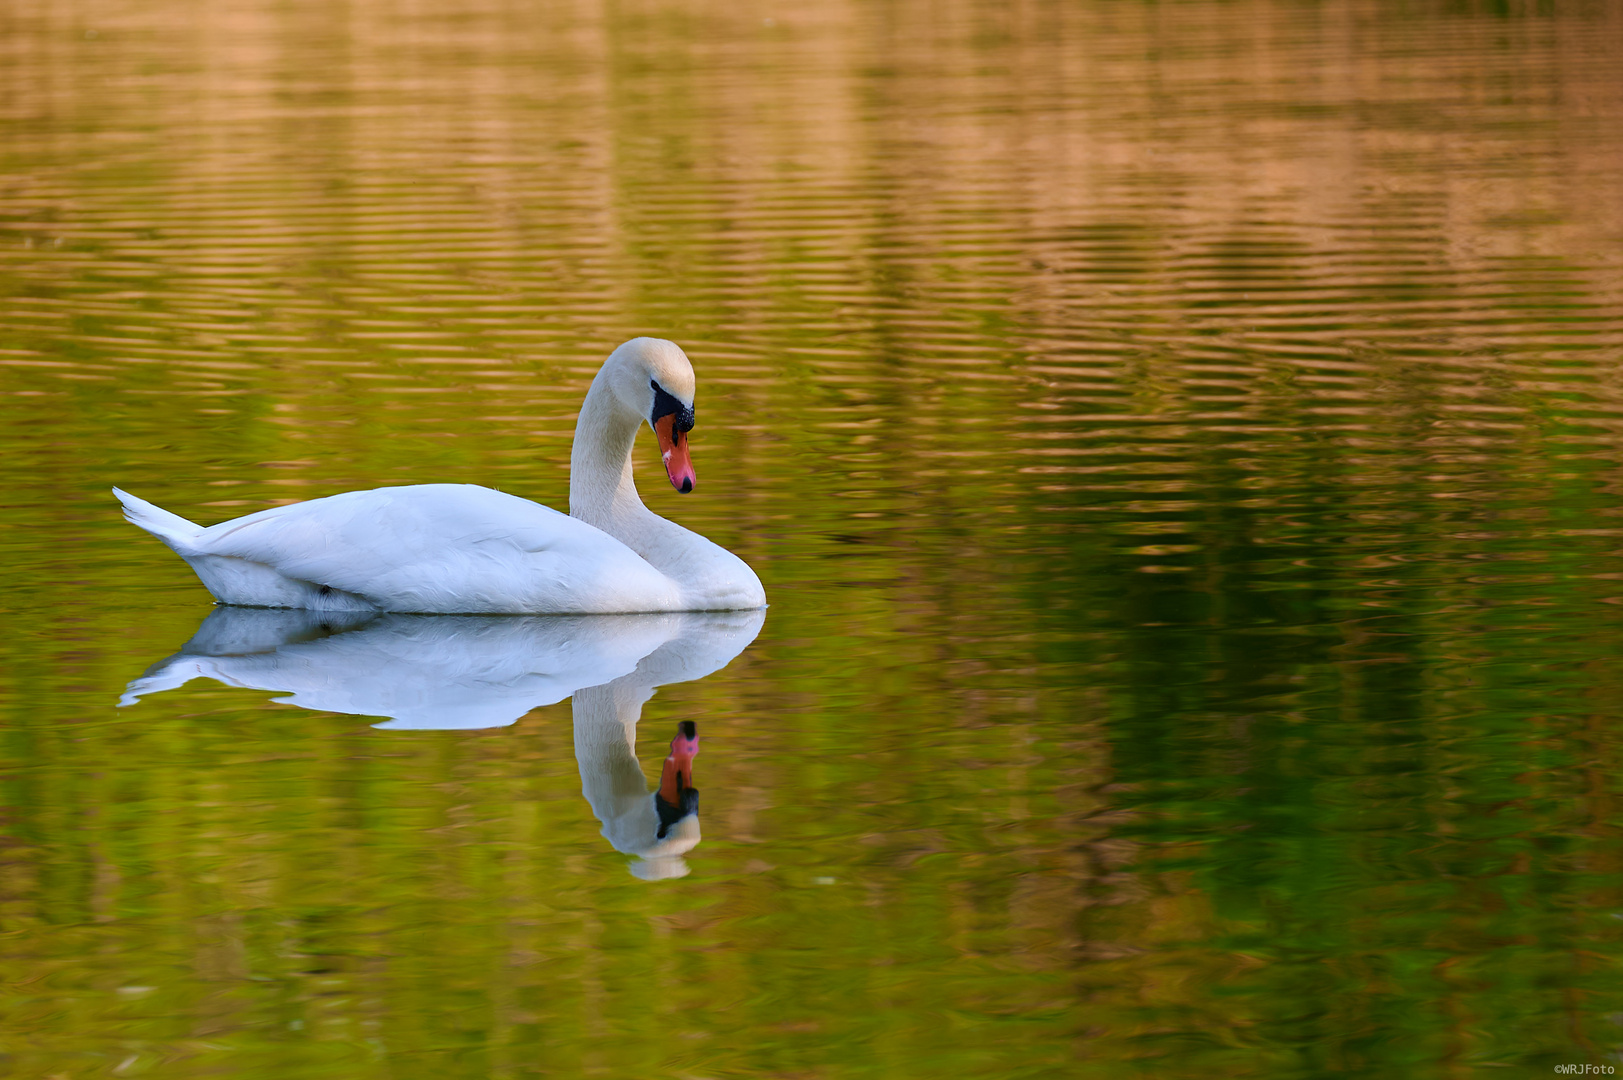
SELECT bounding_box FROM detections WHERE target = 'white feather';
[115,338,766,614]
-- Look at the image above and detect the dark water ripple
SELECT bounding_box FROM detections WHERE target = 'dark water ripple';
[2,0,1623,1075]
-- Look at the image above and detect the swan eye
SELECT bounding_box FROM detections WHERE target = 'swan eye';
[650,379,695,433]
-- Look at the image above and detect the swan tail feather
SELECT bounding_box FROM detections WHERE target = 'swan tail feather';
[113,487,204,553]
[114,488,380,610]
[119,658,211,707]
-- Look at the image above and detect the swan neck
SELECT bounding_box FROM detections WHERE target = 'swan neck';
[569,366,644,529]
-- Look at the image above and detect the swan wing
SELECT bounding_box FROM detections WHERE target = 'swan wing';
[191,484,681,613]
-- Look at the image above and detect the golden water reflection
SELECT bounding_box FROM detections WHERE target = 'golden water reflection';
[2,0,1623,1074]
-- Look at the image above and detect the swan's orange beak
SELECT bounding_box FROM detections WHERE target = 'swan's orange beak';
[654,414,696,494]
[655,721,699,838]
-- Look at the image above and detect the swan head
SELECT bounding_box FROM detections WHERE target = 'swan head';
[605,337,698,493]
[654,720,700,838]
[617,721,701,880]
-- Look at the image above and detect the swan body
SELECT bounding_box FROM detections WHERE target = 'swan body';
[115,338,765,614]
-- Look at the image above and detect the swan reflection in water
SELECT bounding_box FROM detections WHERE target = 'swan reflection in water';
[121,606,765,880]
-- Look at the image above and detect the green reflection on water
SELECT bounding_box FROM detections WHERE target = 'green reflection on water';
[3,0,1623,1075]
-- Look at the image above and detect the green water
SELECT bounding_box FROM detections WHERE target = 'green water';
[3,0,1623,1075]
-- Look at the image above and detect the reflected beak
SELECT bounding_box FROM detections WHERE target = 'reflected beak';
[655,721,700,839]
[654,414,696,494]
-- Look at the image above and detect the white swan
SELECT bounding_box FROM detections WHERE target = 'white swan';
[113,337,766,614]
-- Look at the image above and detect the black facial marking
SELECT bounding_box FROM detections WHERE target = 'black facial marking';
[655,787,701,840]
[650,379,695,433]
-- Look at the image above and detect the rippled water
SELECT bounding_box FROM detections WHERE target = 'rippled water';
[4,0,1623,1075]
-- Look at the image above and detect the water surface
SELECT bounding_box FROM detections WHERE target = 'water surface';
[3,0,1623,1075]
